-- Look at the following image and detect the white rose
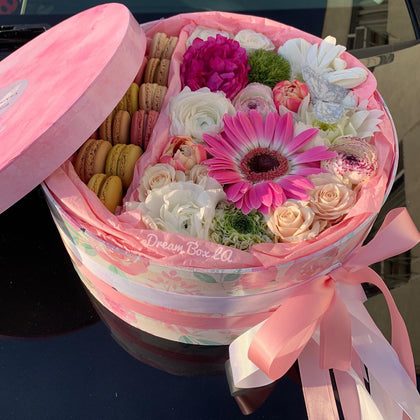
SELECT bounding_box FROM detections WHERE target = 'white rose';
[308,173,356,222]
[137,181,226,240]
[267,200,327,243]
[234,29,275,53]
[169,87,235,142]
[186,26,233,47]
[137,163,185,201]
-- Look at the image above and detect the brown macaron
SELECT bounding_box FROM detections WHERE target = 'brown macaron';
[150,32,168,58]
[98,110,115,142]
[144,58,160,84]
[112,110,131,145]
[139,83,158,112]
[152,85,167,112]
[155,59,170,86]
[83,139,113,183]
[162,36,178,60]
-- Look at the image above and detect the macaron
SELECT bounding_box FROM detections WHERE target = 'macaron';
[139,83,157,112]
[84,139,113,183]
[105,144,143,189]
[152,85,167,112]
[112,110,131,145]
[143,110,159,151]
[125,82,139,116]
[130,109,146,147]
[115,94,128,112]
[88,173,123,214]
[144,58,160,84]
[99,175,123,213]
[162,36,178,60]
[75,139,112,183]
[105,143,126,176]
[134,56,148,85]
[87,173,107,195]
[118,144,143,189]
[99,110,115,142]
[150,32,168,58]
[155,59,170,86]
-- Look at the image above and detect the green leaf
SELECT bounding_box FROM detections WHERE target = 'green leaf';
[222,273,241,282]
[193,272,217,283]
[109,264,127,278]
[195,338,222,345]
[179,335,193,344]
[81,243,96,256]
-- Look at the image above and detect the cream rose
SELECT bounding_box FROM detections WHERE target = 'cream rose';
[137,181,226,240]
[308,173,356,222]
[267,200,327,243]
[188,164,208,184]
[234,29,275,53]
[169,87,235,142]
[186,26,233,47]
[137,163,185,201]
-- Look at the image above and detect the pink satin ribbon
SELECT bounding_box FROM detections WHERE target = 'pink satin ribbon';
[248,207,420,386]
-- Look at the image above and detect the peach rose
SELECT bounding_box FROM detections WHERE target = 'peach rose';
[308,173,356,222]
[159,136,207,173]
[267,200,327,243]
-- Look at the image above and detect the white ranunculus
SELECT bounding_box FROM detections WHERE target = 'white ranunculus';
[234,29,275,53]
[137,181,226,240]
[169,87,235,142]
[267,200,327,243]
[186,26,233,47]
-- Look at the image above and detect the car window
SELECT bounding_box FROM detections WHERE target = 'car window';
[2,1,418,48]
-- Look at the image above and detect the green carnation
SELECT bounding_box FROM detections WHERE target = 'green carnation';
[209,202,274,250]
[247,49,291,88]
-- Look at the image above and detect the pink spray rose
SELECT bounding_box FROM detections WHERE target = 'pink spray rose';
[159,136,207,173]
[273,79,309,113]
[181,34,250,99]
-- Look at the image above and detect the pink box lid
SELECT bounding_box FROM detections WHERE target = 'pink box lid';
[0,3,146,213]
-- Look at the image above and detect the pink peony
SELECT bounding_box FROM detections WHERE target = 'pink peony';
[181,34,250,99]
[159,136,207,173]
[273,79,309,113]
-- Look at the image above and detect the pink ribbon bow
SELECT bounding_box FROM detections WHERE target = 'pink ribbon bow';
[230,208,420,418]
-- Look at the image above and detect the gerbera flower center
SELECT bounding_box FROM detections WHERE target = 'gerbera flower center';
[240,147,289,183]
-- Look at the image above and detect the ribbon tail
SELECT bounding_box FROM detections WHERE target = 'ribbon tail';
[299,339,339,420]
[345,295,420,419]
[319,290,352,371]
[352,267,415,383]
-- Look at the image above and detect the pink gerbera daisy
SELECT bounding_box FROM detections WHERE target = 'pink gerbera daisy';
[203,111,337,214]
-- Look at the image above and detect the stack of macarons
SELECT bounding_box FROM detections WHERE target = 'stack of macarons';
[74,139,143,213]
[75,32,178,213]
[92,32,177,151]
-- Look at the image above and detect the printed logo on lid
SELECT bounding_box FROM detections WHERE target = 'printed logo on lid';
[0,79,28,116]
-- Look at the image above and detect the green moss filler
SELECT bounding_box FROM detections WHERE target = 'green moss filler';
[248,49,291,88]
